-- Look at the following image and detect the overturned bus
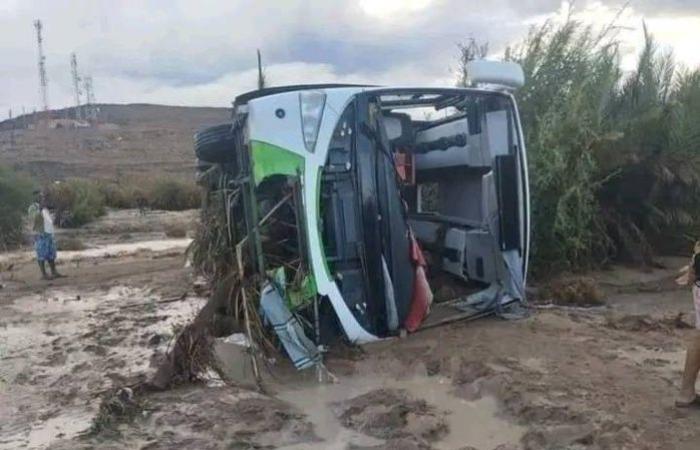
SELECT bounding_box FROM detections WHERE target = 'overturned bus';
[194,61,529,352]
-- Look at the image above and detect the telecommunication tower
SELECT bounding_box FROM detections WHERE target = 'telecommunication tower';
[83,75,97,120]
[33,20,49,113]
[70,52,82,120]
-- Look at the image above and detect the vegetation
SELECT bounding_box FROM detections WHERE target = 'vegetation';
[187,187,234,281]
[45,178,107,227]
[0,170,198,244]
[506,20,620,271]
[39,177,200,229]
[0,166,33,249]
[164,222,188,238]
[97,181,145,209]
[460,18,700,274]
[98,178,200,211]
[56,236,87,251]
[147,179,201,211]
[538,276,604,307]
[89,387,143,435]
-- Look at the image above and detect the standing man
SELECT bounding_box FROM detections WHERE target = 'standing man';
[27,190,63,280]
[676,241,700,407]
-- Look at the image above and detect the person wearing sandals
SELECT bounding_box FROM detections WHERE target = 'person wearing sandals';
[27,190,64,280]
[675,241,700,407]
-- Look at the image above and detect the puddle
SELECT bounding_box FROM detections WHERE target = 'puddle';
[0,285,206,449]
[276,375,525,450]
[0,238,191,264]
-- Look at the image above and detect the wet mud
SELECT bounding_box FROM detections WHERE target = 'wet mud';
[0,286,205,449]
[3,213,700,449]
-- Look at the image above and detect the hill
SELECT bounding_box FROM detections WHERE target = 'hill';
[0,104,230,182]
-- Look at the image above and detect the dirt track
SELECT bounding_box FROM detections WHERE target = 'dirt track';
[2,210,700,449]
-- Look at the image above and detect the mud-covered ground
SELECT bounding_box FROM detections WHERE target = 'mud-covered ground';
[2,210,700,449]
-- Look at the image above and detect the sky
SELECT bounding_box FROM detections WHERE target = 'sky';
[1,0,699,117]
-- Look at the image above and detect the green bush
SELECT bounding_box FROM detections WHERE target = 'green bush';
[147,179,200,211]
[98,181,139,209]
[49,178,200,213]
[45,179,106,228]
[0,167,33,249]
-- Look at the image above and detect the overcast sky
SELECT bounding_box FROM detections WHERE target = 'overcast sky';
[1,0,699,117]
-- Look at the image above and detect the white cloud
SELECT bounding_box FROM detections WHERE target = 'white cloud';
[645,16,700,69]
[525,1,700,71]
[358,0,433,20]
[1,0,698,117]
[85,60,456,108]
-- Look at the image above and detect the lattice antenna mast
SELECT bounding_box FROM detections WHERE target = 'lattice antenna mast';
[70,52,82,120]
[33,20,49,112]
[83,75,96,120]
[83,76,95,104]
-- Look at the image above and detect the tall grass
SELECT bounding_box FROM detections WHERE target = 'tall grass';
[0,166,33,249]
[460,18,700,273]
[507,20,621,271]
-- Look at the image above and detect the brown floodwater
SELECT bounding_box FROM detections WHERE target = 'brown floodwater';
[276,374,525,449]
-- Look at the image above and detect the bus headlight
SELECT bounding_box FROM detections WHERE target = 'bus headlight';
[299,91,326,153]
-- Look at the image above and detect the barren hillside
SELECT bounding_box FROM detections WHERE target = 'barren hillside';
[0,104,230,182]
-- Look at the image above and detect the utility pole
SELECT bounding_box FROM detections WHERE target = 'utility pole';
[34,20,49,116]
[70,52,82,120]
[257,49,266,90]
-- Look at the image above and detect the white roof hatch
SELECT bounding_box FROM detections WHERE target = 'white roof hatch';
[467,60,525,90]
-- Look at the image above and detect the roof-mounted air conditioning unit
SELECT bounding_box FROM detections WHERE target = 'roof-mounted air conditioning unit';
[466,60,525,90]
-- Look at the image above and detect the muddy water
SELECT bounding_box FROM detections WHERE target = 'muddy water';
[0,286,205,450]
[0,238,191,265]
[277,375,525,450]
[59,239,192,260]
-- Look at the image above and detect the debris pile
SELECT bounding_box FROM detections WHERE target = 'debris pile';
[537,276,604,307]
